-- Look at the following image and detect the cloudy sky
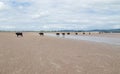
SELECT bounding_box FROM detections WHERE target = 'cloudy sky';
[0,0,120,31]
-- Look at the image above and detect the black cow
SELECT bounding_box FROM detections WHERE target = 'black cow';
[39,33,44,36]
[16,32,23,37]
[75,33,78,35]
[56,33,60,36]
[62,33,65,38]
[62,33,65,36]
[67,33,70,35]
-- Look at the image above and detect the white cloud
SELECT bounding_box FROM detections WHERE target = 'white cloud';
[31,11,49,19]
[0,25,16,29]
[113,25,120,29]
[0,0,120,30]
[0,1,6,10]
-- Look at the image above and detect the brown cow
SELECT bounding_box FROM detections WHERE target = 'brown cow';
[83,32,85,35]
[89,32,91,35]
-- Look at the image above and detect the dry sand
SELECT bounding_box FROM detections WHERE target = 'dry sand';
[0,32,120,74]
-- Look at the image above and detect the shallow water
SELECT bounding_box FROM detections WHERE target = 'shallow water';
[46,33,120,45]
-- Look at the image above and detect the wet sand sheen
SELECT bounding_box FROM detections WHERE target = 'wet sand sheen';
[46,33,120,45]
[0,32,120,74]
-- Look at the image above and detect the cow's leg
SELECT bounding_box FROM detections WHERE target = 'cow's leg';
[21,34,23,37]
[18,35,20,37]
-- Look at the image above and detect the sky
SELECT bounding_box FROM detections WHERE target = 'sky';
[0,0,120,31]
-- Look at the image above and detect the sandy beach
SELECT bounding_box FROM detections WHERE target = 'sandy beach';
[0,32,120,74]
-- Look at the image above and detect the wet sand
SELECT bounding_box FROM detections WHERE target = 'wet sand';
[46,33,120,45]
[0,32,120,74]
[69,32,120,38]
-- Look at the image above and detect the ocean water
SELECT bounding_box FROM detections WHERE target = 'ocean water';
[46,33,120,45]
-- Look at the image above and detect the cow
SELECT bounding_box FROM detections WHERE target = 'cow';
[39,33,44,36]
[75,33,78,35]
[62,33,65,36]
[61,33,65,38]
[67,33,70,35]
[99,32,104,34]
[56,33,60,36]
[16,32,23,37]
[89,32,91,35]
[83,32,85,35]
